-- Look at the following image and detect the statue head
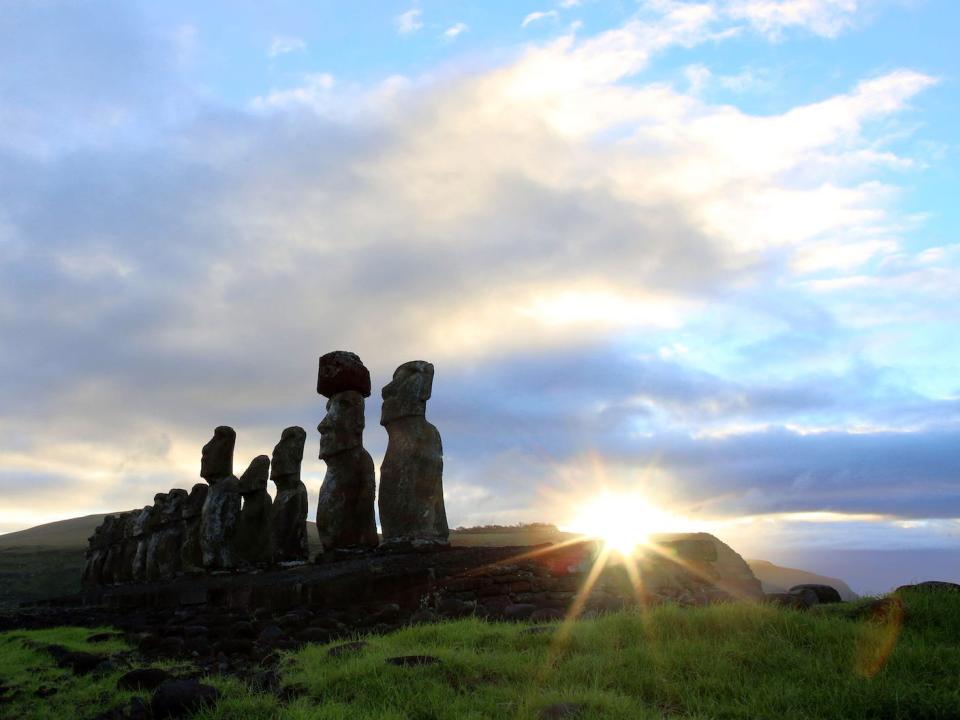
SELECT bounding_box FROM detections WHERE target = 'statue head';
[183,483,209,519]
[381,360,434,425]
[201,426,236,481]
[238,455,270,495]
[318,391,365,459]
[160,489,188,523]
[271,426,306,488]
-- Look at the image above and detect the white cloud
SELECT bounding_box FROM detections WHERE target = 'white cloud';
[251,72,335,112]
[443,22,468,40]
[268,35,306,57]
[724,0,863,38]
[522,10,559,28]
[395,8,423,34]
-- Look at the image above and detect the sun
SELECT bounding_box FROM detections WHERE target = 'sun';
[566,491,682,556]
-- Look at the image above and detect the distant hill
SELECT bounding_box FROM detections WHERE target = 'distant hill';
[0,514,117,608]
[0,514,112,550]
[747,559,858,601]
[1,513,856,607]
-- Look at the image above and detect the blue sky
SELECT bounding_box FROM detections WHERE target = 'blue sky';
[1,1,957,593]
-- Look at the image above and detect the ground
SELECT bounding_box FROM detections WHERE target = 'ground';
[1,587,957,719]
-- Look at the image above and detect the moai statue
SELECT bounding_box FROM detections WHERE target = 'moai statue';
[138,493,167,580]
[235,455,273,566]
[146,489,187,580]
[180,483,209,573]
[131,502,159,582]
[99,514,131,585]
[315,351,379,553]
[378,361,448,544]
[270,426,309,563]
[115,511,139,583]
[199,426,242,569]
[82,518,111,587]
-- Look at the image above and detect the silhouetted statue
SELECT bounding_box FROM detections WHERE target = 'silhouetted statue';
[235,455,273,565]
[270,426,309,562]
[146,489,187,580]
[180,483,209,573]
[378,361,448,544]
[199,426,242,569]
[315,351,378,552]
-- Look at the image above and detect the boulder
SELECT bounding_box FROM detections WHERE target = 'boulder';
[896,580,960,593]
[789,584,842,604]
[151,679,219,719]
[117,668,174,691]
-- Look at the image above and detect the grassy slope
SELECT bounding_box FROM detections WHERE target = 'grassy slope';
[0,514,113,608]
[1,589,958,719]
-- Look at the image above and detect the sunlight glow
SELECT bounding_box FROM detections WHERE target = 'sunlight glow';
[566,490,687,556]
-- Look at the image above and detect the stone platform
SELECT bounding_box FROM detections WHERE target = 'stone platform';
[6,534,763,633]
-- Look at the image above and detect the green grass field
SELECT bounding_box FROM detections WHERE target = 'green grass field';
[1,588,957,719]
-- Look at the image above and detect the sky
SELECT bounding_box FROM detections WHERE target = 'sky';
[0,0,957,594]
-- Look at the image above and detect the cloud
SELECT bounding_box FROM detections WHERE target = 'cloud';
[395,8,423,35]
[522,11,559,28]
[268,35,306,57]
[443,23,469,40]
[724,0,863,38]
[0,2,950,546]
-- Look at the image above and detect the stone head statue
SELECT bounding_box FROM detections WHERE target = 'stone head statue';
[161,489,188,523]
[201,425,236,481]
[183,483,209,519]
[381,361,434,425]
[238,455,271,494]
[271,426,306,487]
[318,391,365,459]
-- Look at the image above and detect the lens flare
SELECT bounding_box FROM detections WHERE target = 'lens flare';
[566,490,684,556]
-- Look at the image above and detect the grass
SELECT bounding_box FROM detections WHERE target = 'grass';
[1,589,958,719]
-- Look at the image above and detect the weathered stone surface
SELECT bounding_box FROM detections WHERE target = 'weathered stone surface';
[84,511,139,587]
[131,504,158,583]
[117,668,174,691]
[316,391,378,551]
[151,679,218,719]
[146,490,187,581]
[328,641,367,658]
[789,584,842,605]
[236,455,273,566]
[317,350,371,398]
[378,361,448,543]
[270,426,309,562]
[200,425,235,480]
[764,592,810,609]
[896,580,960,593]
[180,484,208,573]
[199,427,241,570]
[56,650,105,675]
